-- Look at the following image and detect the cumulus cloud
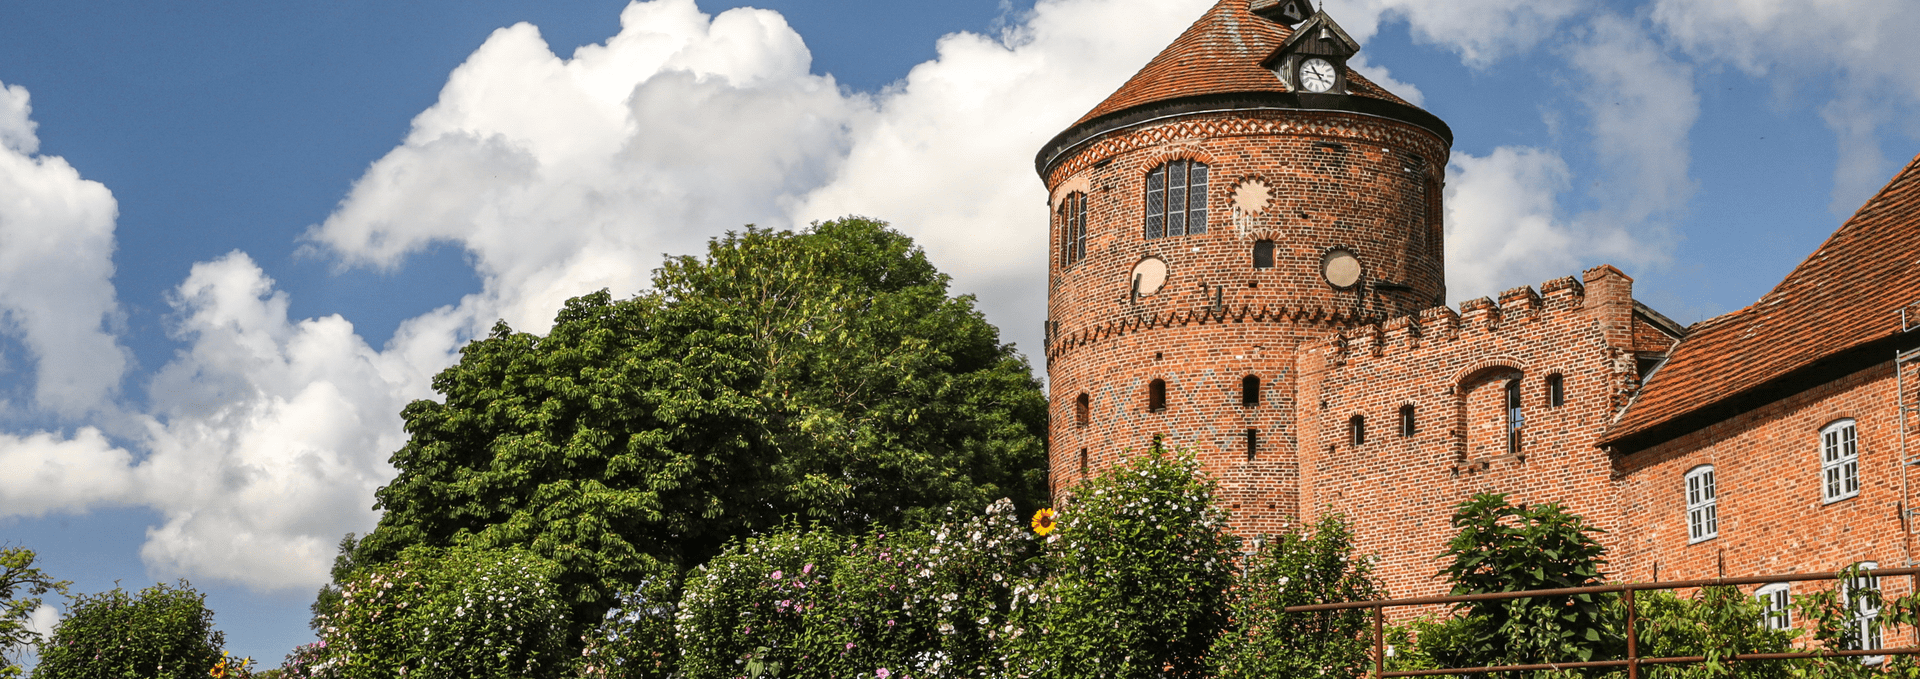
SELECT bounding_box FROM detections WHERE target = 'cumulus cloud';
[1330,0,1592,66]
[1444,14,1696,302]
[1651,0,1920,214]
[0,81,129,418]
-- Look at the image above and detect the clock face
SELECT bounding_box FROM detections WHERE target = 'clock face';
[1300,58,1337,93]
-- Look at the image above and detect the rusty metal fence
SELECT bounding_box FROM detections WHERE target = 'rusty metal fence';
[1283,566,1920,677]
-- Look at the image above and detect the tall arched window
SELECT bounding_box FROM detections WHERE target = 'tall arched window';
[1823,419,1860,503]
[1059,192,1088,268]
[1349,415,1366,447]
[1399,404,1416,438]
[1148,379,1167,413]
[1241,375,1261,407]
[1075,393,1090,426]
[1145,160,1208,239]
[1685,464,1717,543]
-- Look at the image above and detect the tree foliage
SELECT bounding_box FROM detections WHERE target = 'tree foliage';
[353,217,1048,625]
[1210,514,1385,679]
[0,547,68,678]
[30,581,226,679]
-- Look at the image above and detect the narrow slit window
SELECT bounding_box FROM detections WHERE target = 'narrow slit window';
[1079,448,1089,476]
[1144,160,1208,239]
[1506,379,1524,455]
[1399,404,1416,438]
[1241,375,1261,407]
[1075,393,1090,426]
[1685,464,1717,543]
[1822,419,1860,503]
[1349,415,1366,447]
[1148,379,1167,413]
[1245,428,1258,461]
[1253,239,1275,269]
[1546,373,1565,408]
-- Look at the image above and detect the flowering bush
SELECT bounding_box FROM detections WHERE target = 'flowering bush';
[1011,449,1238,679]
[1209,514,1385,679]
[576,560,680,679]
[30,580,228,679]
[316,545,570,679]
[272,641,330,678]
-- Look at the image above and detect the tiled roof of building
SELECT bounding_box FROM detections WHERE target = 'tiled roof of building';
[1604,151,1920,450]
[1070,0,1414,128]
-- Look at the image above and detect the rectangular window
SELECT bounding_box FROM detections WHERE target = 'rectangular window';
[1505,380,1523,455]
[1145,166,1166,239]
[1187,163,1207,234]
[1074,192,1087,263]
[1845,563,1883,662]
[1823,420,1860,503]
[1756,583,1791,631]
[1253,239,1275,269]
[1686,465,1717,543]
[1166,162,1187,237]
[1245,428,1258,461]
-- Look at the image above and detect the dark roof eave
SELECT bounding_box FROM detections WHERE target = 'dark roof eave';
[1603,328,1920,455]
[1035,91,1454,179]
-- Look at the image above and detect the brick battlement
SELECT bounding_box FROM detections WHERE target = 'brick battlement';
[1046,301,1385,360]
[1306,272,1601,365]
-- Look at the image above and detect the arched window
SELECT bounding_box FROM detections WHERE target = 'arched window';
[1685,464,1717,543]
[1245,428,1258,461]
[1148,379,1167,413]
[1823,419,1860,503]
[1059,192,1088,268]
[1546,373,1565,407]
[1079,448,1090,476]
[1145,160,1208,239]
[1399,404,1416,438]
[1844,562,1884,661]
[1241,375,1261,407]
[1756,583,1792,630]
[1075,393,1090,426]
[1349,415,1366,447]
[1506,379,1524,455]
[1252,239,1275,269]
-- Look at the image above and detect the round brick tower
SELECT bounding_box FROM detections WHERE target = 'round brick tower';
[1038,0,1452,535]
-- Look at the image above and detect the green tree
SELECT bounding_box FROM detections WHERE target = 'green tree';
[1210,513,1386,679]
[307,533,360,632]
[353,217,1047,630]
[0,547,69,678]
[1424,493,1620,673]
[30,581,226,679]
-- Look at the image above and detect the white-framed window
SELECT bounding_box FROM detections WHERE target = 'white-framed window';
[1843,562,1883,663]
[1685,465,1718,543]
[1755,582,1791,631]
[1822,419,1860,503]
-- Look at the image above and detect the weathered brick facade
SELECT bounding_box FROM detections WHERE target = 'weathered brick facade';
[1040,0,1920,619]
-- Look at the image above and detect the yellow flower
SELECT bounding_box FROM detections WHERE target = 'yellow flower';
[1031,508,1057,536]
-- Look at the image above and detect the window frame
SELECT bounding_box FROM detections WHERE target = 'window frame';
[1685,464,1718,544]
[1399,404,1416,438]
[1148,379,1167,413]
[1242,375,1261,407]
[1144,160,1209,239]
[1059,191,1088,268]
[1546,373,1565,408]
[1822,419,1860,504]
[1350,415,1366,447]
[1755,582,1791,631]
[1844,562,1883,663]
[1505,379,1524,455]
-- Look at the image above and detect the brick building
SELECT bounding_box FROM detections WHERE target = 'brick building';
[1038,0,1920,635]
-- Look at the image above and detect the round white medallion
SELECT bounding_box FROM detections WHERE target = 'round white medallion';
[1130,257,1168,296]
[1321,249,1362,289]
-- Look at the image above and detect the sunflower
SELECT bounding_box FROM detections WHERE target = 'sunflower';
[1031,508,1058,536]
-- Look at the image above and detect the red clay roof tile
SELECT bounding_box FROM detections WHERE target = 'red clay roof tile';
[1605,151,1920,447]
[1072,0,1414,128]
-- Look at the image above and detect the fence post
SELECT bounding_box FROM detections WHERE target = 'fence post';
[1625,587,1638,679]
[1374,604,1385,678]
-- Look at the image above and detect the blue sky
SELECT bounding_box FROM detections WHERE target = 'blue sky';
[1,0,1916,666]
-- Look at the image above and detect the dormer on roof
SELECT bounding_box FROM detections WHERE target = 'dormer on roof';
[1250,0,1313,26]
[1261,10,1362,95]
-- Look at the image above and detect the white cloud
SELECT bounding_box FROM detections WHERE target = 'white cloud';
[1651,0,1920,214]
[0,427,137,517]
[0,81,129,418]
[1330,0,1592,66]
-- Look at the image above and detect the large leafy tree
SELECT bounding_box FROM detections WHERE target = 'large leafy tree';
[1,547,68,678]
[353,217,1048,623]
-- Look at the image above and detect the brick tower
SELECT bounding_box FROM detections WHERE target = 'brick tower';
[1038,0,1453,536]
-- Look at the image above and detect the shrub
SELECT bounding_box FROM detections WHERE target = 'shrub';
[1634,586,1797,679]
[318,545,570,679]
[1012,449,1238,679]
[576,564,680,679]
[1210,513,1386,679]
[271,641,329,679]
[30,580,228,679]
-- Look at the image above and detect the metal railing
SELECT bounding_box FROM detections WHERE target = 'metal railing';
[1284,567,1920,678]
